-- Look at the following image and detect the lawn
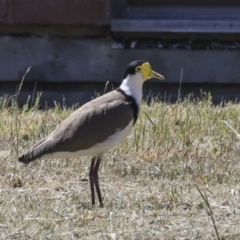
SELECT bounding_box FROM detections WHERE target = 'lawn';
[0,93,240,239]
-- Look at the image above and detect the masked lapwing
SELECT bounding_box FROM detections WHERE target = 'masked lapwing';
[18,60,165,208]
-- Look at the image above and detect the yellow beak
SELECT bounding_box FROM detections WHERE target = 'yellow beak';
[150,70,165,80]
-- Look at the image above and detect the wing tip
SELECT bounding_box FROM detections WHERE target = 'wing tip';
[18,154,32,164]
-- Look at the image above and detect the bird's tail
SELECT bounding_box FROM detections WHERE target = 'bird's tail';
[18,137,48,164]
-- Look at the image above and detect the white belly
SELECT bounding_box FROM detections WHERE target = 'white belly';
[41,120,134,159]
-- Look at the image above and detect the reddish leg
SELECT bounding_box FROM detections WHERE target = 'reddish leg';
[93,157,103,208]
[89,157,96,206]
[89,156,103,208]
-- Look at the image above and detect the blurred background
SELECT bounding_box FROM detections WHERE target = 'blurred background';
[1,0,240,107]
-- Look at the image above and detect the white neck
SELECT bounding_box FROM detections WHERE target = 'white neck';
[119,73,144,106]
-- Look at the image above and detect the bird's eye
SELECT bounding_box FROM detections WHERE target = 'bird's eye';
[136,67,141,71]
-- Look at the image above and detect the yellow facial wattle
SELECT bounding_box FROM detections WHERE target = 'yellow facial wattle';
[135,62,165,81]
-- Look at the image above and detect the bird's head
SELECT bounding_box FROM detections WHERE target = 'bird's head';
[123,60,165,82]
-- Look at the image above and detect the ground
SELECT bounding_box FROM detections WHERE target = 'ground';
[0,95,240,239]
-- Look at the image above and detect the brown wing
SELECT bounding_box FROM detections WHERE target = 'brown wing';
[49,95,134,152]
[18,90,134,163]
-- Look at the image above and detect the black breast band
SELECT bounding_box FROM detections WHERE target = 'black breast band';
[116,88,139,125]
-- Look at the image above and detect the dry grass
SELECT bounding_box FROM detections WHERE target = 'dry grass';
[1,93,240,239]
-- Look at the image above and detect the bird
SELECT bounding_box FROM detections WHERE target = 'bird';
[18,60,165,208]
